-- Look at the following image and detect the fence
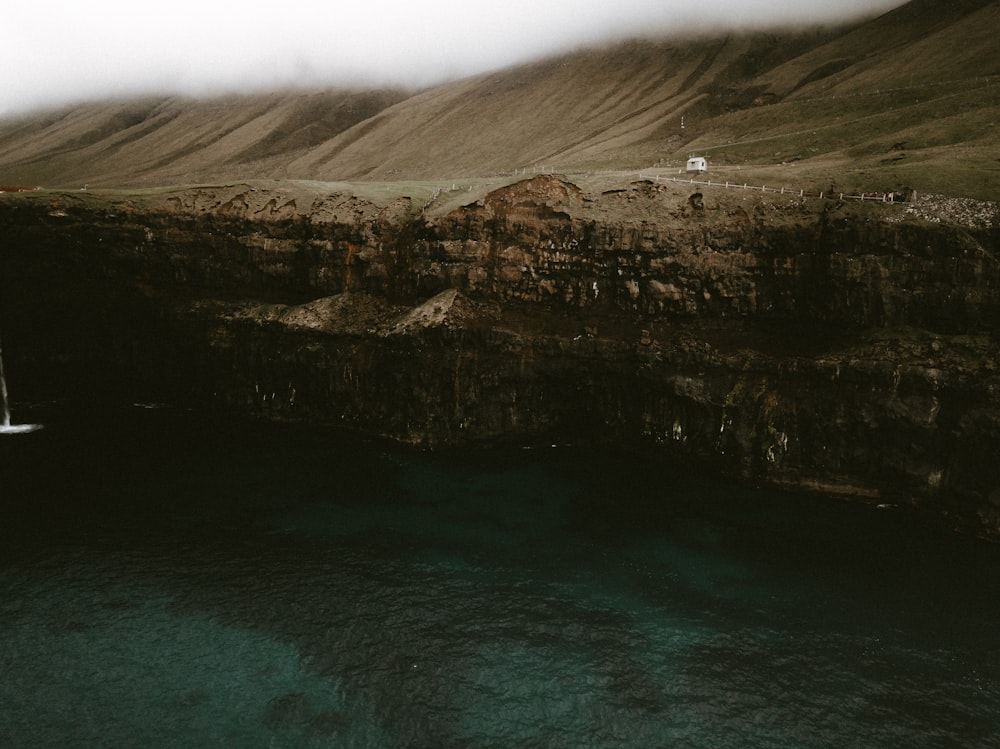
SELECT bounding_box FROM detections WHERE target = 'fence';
[636,173,910,204]
[419,169,913,213]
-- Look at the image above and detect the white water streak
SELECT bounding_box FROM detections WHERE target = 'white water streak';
[0,333,42,434]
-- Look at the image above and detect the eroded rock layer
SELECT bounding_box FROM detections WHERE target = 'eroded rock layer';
[1,176,998,536]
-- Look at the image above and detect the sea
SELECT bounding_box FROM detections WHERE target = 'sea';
[1,402,998,748]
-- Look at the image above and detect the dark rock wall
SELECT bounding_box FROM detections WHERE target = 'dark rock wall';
[1,178,998,537]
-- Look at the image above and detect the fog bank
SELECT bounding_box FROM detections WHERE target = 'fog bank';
[1,0,907,117]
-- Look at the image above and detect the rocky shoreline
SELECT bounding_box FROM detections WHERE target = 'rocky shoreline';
[1,176,998,537]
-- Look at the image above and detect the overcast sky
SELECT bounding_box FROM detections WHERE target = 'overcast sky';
[2,0,907,117]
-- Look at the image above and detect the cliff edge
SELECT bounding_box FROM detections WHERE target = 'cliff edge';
[1,176,998,537]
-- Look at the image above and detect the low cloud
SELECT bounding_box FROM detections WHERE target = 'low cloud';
[1,0,906,117]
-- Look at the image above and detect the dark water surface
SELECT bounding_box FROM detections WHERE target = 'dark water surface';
[2,405,998,748]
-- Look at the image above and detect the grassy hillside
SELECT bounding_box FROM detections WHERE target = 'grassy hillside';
[0,0,997,198]
[0,89,407,188]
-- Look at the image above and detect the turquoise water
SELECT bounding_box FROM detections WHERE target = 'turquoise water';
[1,405,998,747]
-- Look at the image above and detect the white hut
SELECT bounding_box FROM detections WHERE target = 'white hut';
[686,156,707,173]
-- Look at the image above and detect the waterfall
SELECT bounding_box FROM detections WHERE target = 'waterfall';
[0,333,11,428]
[0,333,42,434]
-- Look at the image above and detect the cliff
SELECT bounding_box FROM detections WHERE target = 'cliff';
[1,176,998,537]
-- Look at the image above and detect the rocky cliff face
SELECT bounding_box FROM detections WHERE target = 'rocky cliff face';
[2,176,998,537]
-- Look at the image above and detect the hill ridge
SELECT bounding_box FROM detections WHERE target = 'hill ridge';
[0,0,997,198]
